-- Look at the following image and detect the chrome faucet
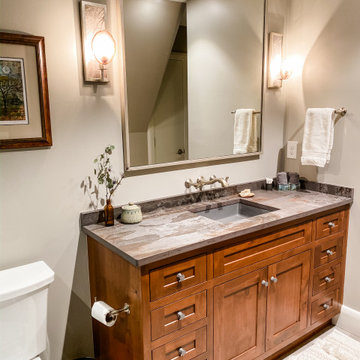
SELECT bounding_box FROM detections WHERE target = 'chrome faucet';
[185,175,229,191]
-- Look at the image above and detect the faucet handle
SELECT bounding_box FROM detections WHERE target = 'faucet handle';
[184,179,192,188]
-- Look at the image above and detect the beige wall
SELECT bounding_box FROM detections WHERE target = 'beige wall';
[124,0,183,133]
[129,131,148,166]
[187,0,264,159]
[0,0,284,359]
[282,0,360,312]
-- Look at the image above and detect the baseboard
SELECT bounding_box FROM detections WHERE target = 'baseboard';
[333,305,360,339]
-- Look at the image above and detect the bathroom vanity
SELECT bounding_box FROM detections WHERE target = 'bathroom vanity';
[82,183,352,360]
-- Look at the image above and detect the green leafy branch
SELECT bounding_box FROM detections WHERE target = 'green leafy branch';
[81,145,124,209]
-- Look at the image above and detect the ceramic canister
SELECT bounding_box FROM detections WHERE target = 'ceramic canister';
[121,203,142,224]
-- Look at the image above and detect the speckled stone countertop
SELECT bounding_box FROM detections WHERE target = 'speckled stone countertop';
[82,186,353,267]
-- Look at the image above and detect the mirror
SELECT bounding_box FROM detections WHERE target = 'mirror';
[121,0,265,173]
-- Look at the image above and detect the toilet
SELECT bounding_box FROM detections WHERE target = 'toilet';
[0,261,54,360]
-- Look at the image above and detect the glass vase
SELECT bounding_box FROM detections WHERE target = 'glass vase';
[104,199,114,226]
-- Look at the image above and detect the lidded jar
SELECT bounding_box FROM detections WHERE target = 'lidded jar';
[121,203,142,224]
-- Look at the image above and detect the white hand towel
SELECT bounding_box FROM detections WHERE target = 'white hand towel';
[301,108,335,167]
[233,109,258,154]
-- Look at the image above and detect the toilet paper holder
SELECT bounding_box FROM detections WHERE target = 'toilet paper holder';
[105,302,130,322]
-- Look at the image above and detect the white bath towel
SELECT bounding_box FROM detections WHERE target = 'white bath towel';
[301,108,335,167]
[233,109,258,154]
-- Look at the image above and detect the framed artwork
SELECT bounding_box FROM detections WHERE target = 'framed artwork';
[0,32,52,150]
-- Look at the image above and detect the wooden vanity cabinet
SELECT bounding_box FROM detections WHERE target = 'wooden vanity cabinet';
[87,206,349,360]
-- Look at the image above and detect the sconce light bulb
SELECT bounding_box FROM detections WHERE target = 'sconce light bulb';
[92,30,116,66]
[280,59,293,81]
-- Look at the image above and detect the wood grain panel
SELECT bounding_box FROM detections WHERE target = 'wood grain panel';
[315,211,344,240]
[266,251,310,350]
[214,268,267,360]
[150,255,206,301]
[151,291,207,341]
[87,237,144,360]
[314,235,343,268]
[214,222,311,277]
[312,261,341,296]
[311,288,340,325]
[152,326,207,360]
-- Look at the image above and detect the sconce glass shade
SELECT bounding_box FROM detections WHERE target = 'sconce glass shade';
[91,30,116,65]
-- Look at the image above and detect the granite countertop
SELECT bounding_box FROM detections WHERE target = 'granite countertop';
[82,188,353,267]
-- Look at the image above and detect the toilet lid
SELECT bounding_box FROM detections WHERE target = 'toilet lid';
[32,357,41,360]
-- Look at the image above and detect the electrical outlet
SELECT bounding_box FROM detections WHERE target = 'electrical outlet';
[287,141,298,159]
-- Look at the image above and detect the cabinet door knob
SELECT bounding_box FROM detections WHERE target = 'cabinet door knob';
[323,304,330,310]
[178,347,187,356]
[326,249,334,256]
[177,311,186,321]
[261,280,269,287]
[270,276,278,283]
[324,276,332,283]
[176,273,186,282]
[328,221,336,228]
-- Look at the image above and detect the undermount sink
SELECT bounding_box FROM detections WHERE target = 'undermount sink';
[195,201,277,224]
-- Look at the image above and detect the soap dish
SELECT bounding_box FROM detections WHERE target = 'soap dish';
[239,189,255,198]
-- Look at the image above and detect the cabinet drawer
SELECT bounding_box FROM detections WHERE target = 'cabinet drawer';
[150,255,207,301]
[214,222,311,277]
[312,261,341,296]
[152,326,207,360]
[151,291,207,341]
[311,288,340,325]
[316,211,344,240]
[314,235,343,268]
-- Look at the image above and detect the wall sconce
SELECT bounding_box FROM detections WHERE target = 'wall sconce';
[267,32,291,88]
[80,1,115,83]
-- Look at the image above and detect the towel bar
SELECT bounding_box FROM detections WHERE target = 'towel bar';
[335,107,347,116]
[231,110,261,114]
[231,108,345,115]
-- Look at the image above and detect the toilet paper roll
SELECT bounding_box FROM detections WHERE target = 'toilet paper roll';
[91,301,117,327]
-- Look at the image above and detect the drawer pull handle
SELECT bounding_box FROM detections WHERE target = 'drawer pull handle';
[324,276,332,283]
[178,347,187,356]
[176,273,186,282]
[328,222,336,228]
[261,280,269,287]
[323,304,330,310]
[271,276,278,283]
[326,249,334,256]
[177,311,186,321]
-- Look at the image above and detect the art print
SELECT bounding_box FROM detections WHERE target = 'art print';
[0,57,29,125]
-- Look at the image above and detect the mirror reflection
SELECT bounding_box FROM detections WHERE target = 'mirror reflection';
[123,0,264,168]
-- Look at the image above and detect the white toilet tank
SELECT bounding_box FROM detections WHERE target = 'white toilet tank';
[0,261,54,360]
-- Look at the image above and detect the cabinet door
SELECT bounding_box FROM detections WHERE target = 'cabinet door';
[214,268,267,360]
[266,251,310,350]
